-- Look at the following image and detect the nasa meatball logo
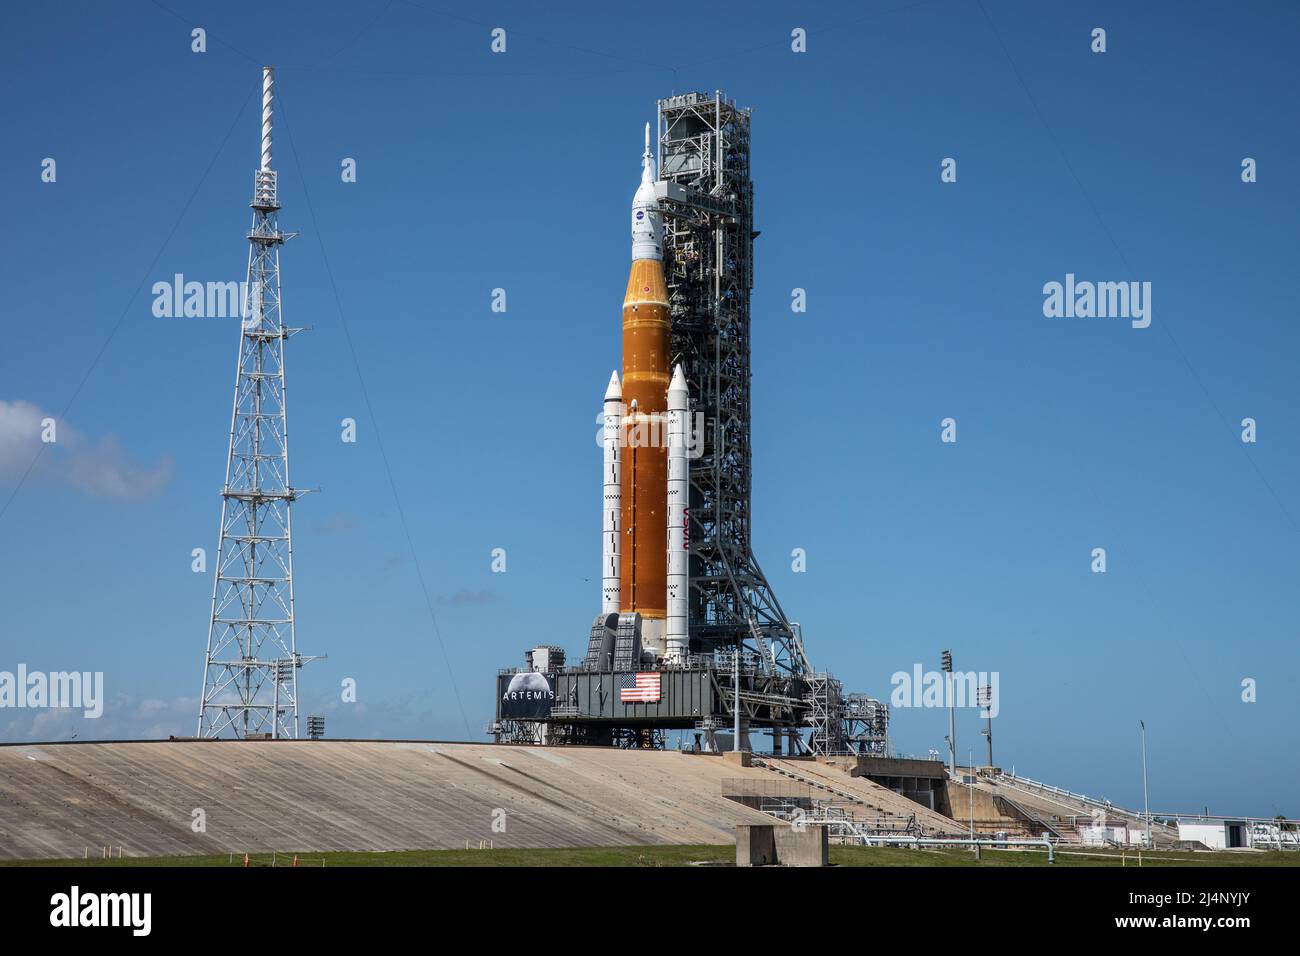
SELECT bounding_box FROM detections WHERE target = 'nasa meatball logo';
[635,210,645,220]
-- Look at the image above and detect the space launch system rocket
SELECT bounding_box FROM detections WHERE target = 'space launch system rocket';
[620,123,671,658]
[594,124,689,667]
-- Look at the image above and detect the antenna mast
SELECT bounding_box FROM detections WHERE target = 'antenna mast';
[197,67,314,738]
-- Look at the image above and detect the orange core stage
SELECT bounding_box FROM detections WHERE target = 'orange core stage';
[619,256,670,621]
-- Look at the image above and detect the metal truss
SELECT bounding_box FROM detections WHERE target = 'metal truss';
[712,648,806,753]
[198,73,315,738]
[804,673,846,755]
[843,693,891,756]
[657,91,809,680]
[489,719,548,746]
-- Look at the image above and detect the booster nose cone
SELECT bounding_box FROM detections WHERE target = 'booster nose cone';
[631,121,663,262]
[668,364,688,410]
[604,370,622,402]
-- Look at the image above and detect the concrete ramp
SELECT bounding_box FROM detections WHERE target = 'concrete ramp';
[0,740,776,861]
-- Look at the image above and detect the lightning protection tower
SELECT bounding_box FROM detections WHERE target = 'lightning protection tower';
[197,67,313,738]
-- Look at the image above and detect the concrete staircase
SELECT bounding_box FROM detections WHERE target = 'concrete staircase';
[992,792,1070,840]
[754,758,966,836]
[975,772,1179,847]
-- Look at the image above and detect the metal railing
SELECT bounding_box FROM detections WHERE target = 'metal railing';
[996,771,1170,833]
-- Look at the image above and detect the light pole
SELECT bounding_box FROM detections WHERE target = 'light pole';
[941,650,956,778]
[1140,720,1151,847]
[979,684,993,769]
[968,748,975,840]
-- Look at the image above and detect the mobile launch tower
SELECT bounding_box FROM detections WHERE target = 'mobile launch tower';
[656,92,801,675]
[494,92,888,756]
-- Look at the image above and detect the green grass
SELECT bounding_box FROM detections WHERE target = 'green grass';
[6,843,1299,868]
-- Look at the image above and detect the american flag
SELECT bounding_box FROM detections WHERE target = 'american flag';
[619,672,661,703]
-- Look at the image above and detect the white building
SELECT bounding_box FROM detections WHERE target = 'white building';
[1078,820,1149,846]
[1177,820,1249,850]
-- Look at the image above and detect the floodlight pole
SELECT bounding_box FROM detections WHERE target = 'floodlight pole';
[1140,720,1151,846]
[979,684,993,769]
[969,748,975,840]
[942,650,956,778]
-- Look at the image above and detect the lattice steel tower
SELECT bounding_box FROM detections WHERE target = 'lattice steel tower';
[656,92,810,678]
[197,67,312,738]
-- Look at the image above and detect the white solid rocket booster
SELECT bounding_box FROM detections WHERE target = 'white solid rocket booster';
[666,363,689,663]
[602,371,622,616]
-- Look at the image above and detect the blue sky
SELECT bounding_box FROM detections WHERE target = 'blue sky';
[0,0,1296,817]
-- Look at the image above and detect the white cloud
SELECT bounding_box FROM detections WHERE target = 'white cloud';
[0,400,45,476]
[0,399,172,500]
